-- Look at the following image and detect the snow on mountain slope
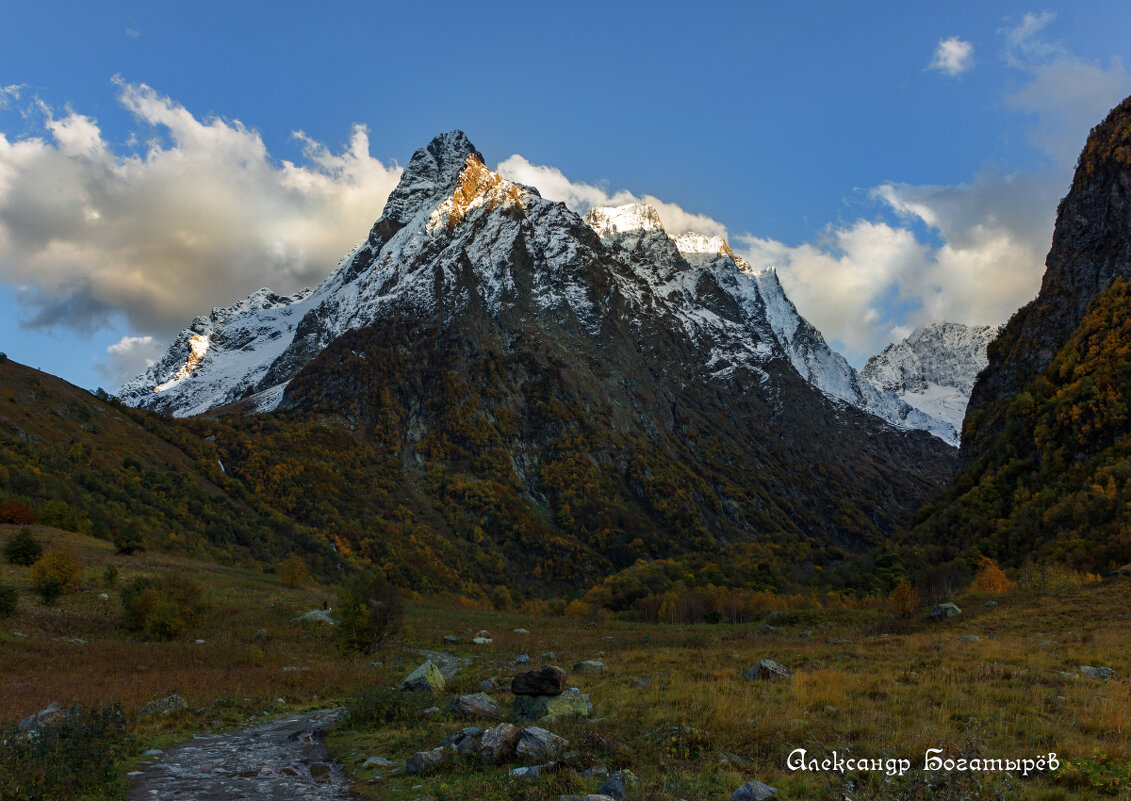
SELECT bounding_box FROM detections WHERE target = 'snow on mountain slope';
[121,133,959,446]
[583,202,957,443]
[121,132,610,415]
[862,322,1001,435]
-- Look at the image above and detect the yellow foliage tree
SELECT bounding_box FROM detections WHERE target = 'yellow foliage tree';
[889,581,920,618]
[29,547,82,595]
[971,557,1015,593]
[279,554,311,588]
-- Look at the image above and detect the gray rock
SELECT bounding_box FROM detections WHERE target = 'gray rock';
[513,628,529,634]
[956,635,981,642]
[401,661,445,693]
[513,666,567,696]
[18,702,67,732]
[542,651,556,663]
[984,600,999,607]
[929,602,962,620]
[139,694,186,717]
[516,726,568,761]
[479,678,498,692]
[573,659,607,673]
[473,636,493,645]
[731,780,779,800]
[442,634,462,644]
[515,653,530,664]
[362,756,393,768]
[580,766,609,778]
[451,692,501,720]
[293,609,337,625]
[597,769,639,800]
[1079,665,1116,679]
[744,659,792,681]
[254,628,268,641]
[478,722,521,765]
[405,744,456,775]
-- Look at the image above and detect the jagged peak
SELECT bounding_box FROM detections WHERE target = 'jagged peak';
[583,203,666,238]
[377,130,485,229]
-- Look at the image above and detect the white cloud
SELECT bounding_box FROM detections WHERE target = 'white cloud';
[930,36,975,76]
[731,16,1131,362]
[496,154,728,237]
[125,28,141,39]
[0,85,21,110]
[96,334,164,387]
[0,80,402,338]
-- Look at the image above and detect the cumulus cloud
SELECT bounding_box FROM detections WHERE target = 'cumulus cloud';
[732,16,1130,362]
[496,154,728,237]
[930,37,975,76]
[0,79,402,341]
[96,334,164,386]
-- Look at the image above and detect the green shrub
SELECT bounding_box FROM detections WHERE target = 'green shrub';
[120,574,207,639]
[335,570,404,654]
[343,685,428,728]
[0,703,135,801]
[2,528,42,566]
[0,585,16,617]
[32,576,63,605]
[102,565,118,587]
[113,521,145,555]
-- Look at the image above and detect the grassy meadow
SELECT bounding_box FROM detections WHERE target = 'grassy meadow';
[1,524,1130,800]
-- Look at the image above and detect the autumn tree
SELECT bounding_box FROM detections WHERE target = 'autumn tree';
[971,557,1015,593]
[279,554,311,588]
[889,580,920,618]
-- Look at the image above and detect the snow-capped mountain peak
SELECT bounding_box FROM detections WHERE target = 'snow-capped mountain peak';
[583,202,665,238]
[862,321,1001,435]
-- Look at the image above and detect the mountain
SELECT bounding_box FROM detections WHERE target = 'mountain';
[583,203,957,443]
[112,131,955,595]
[904,96,1131,574]
[862,322,1000,441]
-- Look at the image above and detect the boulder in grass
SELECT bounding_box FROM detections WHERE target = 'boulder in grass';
[597,769,640,800]
[744,659,792,681]
[512,687,592,722]
[451,692,501,720]
[516,726,568,762]
[1079,665,1115,680]
[139,694,186,717]
[401,660,445,693]
[929,602,961,621]
[573,659,607,673]
[18,702,68,732]
[512,666,567,696]
[731,780,779,800]
[478,722,521,765]
[405,744,456,776]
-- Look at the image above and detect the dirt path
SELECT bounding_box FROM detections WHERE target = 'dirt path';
[126,708,355,801]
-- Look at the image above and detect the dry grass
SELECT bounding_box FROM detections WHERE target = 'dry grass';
[2,524,1130,799]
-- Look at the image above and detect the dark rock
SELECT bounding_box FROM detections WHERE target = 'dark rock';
[597,769,639,800]
[573,659,607,673]
[401,661,445,693]
[513,666,567,696]
[405,744,456,775]
[1079,665,1116,679]
[18,702,67,732]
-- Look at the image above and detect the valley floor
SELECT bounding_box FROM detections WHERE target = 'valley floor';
[1,525,1129,800]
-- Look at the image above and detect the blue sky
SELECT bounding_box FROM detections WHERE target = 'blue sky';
[1,1,1129,389]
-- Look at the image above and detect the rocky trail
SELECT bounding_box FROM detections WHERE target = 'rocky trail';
[125,708,355,801]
